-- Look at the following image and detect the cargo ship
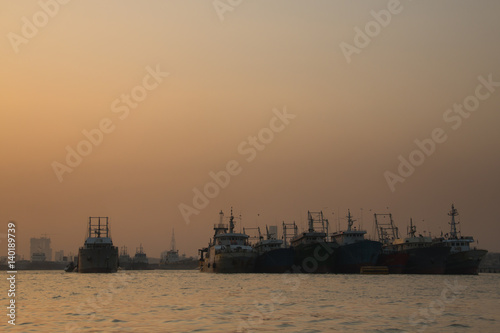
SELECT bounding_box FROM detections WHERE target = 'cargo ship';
[251,225,295,273]
[199,209,257,273]
[291,211,337,273]
[331,210,382,273]
[434,204,487,275]
[375,213,409,274]
[77,217,119,273]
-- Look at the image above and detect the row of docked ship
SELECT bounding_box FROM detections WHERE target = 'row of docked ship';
[68,217,197,273]
[198,205,487,275]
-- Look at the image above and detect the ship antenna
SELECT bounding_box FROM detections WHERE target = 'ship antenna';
[171,228,176,251]
[307,211,314,232]
[448,204,459,239]
[346,209,355,231]
[408,218,416,237]
[229,207,235,233]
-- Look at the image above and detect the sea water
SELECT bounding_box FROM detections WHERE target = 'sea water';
[1,270,499,332]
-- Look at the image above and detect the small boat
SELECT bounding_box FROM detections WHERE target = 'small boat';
[130,244,151,270]
[159,229,198,270]
[118,246,132,270]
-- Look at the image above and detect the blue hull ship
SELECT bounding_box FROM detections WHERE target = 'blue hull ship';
[332,210,382,274]
[255,247,295,273]
[335,240,382,274]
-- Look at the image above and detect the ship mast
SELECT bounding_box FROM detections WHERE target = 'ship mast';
[346,209,355,232]
[171,229,176,252]
[308,211,314,232]
[229,207,235,233]
[448,204,459,239]
[408,218,416,237]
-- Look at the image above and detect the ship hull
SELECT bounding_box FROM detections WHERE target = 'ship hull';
[201,251,257,273]
[78,246,119,273]
[335,240,383,274]
[255,248,295,273]
[445,249,487,275]
[403,246,450,274]
[377,252,409,274]
[293,242,336,273]
[157,260,199,270]
[128,262,152,270]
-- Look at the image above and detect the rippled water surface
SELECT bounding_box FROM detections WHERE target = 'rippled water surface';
[2,271,499,332]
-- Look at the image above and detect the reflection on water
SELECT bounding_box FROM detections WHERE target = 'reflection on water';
[1,271,498,332]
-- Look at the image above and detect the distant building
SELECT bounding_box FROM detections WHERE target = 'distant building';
[30,236,52,261]
[55,250,64,262]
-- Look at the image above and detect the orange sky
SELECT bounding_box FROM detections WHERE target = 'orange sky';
[1,0,499,258]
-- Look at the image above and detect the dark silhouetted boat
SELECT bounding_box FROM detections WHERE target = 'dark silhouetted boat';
[251,225,295,273]
[386,217,450,274]
[129,244,151,270]
[118,246,132,270]
[375,213,409,274]
[77,217,119,273]
[434,204,487,275]
[291,211,337,273]
[158,229,198,270]
[331,210,382,273]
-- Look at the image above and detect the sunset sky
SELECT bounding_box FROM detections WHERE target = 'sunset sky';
[1,0,499,259]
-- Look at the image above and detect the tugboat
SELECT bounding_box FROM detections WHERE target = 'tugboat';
[251,225,295,273]
[375,213,409,274]
[77,217,119,273]
[199,208,257,273]
[331,210,382,273]
[387,217,450,274]
[434,204,488,275]
[130,244,150,270]
[291,211,337,273]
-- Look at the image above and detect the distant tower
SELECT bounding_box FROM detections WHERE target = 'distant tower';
[171,229,176,252]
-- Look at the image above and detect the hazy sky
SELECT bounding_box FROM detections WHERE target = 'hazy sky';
[1,0,499,258]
